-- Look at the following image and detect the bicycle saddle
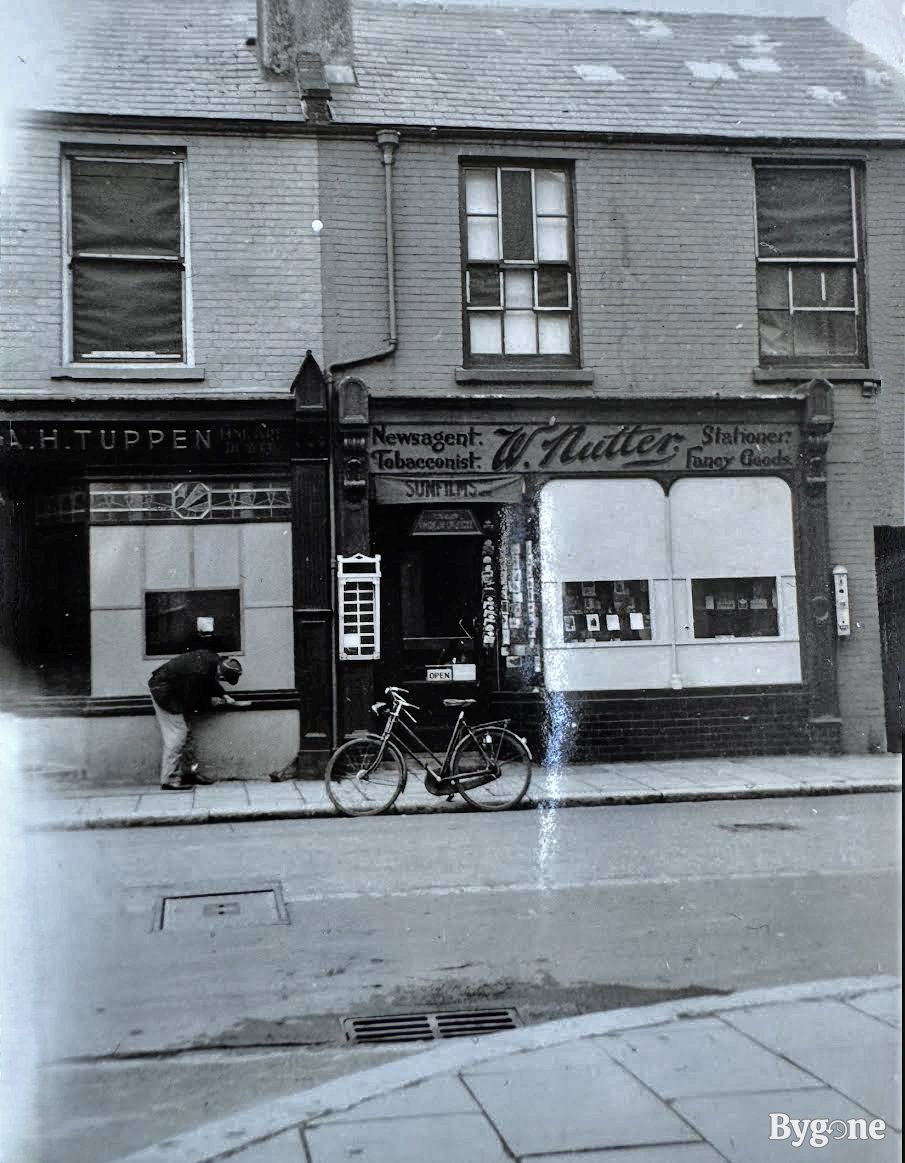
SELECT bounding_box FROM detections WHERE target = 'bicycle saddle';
[443,698,477,708]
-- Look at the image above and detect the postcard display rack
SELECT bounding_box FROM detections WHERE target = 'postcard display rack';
[498,526,542,687]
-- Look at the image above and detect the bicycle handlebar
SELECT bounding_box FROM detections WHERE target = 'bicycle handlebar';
[382,686,419,714]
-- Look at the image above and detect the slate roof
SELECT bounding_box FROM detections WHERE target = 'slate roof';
[335,2,905,139]
[26,0,905,141]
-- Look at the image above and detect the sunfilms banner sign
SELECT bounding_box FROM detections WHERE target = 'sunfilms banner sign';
[370,420,799,476]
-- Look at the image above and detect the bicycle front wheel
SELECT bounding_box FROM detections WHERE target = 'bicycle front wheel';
[325,735,406,817]
[452,727,531,811]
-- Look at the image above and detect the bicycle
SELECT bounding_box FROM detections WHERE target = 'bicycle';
[325,686,532,817]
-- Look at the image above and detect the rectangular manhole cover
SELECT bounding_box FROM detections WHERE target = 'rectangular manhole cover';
[155,886,289,931]
[343,1008,519,1044]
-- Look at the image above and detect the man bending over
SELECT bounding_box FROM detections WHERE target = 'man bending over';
[148,650,249,789]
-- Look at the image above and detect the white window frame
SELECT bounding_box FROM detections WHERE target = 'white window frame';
[462,163,576,363]
[753,162,864,365]
[61,150,195,367]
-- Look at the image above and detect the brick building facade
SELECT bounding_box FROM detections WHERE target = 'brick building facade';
[1,0,903,781]
[313,2,905,762]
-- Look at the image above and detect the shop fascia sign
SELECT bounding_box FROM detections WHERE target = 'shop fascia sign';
[0,419,292,459]
[370,418,798,475]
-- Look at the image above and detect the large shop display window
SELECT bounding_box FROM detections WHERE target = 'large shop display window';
[540,477,800,691]
[88,480,293,697]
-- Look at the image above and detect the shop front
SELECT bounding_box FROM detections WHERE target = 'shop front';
[0,404,304,783]
[340,381,841,761]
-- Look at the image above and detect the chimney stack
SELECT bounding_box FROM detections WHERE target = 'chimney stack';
[257,0,355,85]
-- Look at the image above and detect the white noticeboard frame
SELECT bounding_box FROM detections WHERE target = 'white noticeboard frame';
[337,554,381,661]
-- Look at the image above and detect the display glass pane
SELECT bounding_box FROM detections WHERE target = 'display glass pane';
[469,312,502,353]
[464,169,498,214]
[534,169,568,215]
[538,313,571,354]
[691,577,778,639]
[561,579,651,643]
[145,589,241,656]
[504,269,534,308]
[503,310,537,354]
[537,217,568,261]
[466,216,499,261]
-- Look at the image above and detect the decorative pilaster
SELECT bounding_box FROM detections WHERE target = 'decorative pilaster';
[799,378,842,753]
[290,350,334,773]
[335,375,375,735]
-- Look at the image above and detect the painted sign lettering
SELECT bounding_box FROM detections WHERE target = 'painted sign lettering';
[370,420,797,476]
[0,420,292,460]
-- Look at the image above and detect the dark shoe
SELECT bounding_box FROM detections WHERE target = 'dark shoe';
[161,781,193,791]
[191,772,217,785]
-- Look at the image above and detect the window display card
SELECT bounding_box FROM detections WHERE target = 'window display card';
[606,613,621,631]
[629,611,644,630]
[563,615,576,632]
[586,613,600,631]
[580,581,596,596]
[717,594,736,610]
[583,597,601,612]
[705,594,715,610]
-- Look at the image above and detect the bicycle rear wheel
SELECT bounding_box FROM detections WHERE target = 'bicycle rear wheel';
[325,735,406,816]
[452,727,531,810]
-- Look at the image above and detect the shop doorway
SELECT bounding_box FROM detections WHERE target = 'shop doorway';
[374,505,490,740]
[875,525,905,753]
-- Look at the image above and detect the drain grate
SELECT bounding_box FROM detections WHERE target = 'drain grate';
[343,1008,519,1044]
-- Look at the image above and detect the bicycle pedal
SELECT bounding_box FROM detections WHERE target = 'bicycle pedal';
[445,794,456,802]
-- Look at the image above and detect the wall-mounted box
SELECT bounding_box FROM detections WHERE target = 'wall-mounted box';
[338,554,381,660]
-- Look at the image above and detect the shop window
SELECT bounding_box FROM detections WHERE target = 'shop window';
[754,164,864,364]
[540,477,800,692]
[65,151,188,363]
[561,580,652,642]
[691,577,779,639]
[145,589,240,657]
[461,164,577,364]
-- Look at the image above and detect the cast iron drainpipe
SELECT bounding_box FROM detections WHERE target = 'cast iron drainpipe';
[326,128,401,747]
[328,128,401,382]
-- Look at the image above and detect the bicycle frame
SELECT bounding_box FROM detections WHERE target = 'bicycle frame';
[374,694,511,786]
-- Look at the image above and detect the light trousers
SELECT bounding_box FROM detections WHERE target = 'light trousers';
[151,698,193,784]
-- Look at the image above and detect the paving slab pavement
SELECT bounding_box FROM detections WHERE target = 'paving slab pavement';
[108,976,902,1163]
[27,754,901,830]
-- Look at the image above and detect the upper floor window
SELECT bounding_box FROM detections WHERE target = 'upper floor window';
[461,164,577,364]
[65,151,189,363]
[754,164,864,365]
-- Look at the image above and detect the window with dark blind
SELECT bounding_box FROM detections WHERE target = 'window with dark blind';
[66,153,187,362]
[461,164,577,365]
[754,164,865,365]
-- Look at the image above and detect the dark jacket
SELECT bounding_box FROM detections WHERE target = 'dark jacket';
[148,650,226,715]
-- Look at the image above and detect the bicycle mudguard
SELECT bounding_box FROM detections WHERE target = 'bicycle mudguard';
[470,722,533,761]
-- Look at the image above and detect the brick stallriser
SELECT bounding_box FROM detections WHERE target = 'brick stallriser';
[492,689,829,763]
